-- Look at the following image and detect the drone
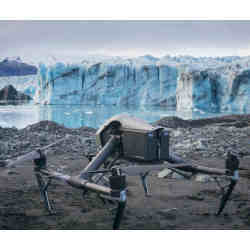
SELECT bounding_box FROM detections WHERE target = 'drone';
[3,114,239,229]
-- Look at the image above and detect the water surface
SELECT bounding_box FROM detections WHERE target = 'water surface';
[0,103,247,129]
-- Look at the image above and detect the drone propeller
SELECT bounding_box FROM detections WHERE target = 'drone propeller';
[3,136,71,171]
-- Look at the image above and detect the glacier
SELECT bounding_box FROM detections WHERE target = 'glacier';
[33,55,250,112]
[36,56,178,107]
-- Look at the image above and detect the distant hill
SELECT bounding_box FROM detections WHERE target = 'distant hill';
[0,57,37,77]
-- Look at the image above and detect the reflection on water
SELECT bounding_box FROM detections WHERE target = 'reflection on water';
[39,105,177,129]
[0,103,248,129]
[0,104,40,128]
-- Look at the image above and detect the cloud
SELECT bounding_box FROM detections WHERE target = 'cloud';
[1,20,250,60]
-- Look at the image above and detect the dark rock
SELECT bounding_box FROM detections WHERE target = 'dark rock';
[153,116,191,128]
[186,194,205,201]
[0,142,9,154]
[0,160,7,168]
[0,85,32,102]
[7,170,19,175]
[202,212,211,216]
[157,208,178,220]
[153,114,250,128]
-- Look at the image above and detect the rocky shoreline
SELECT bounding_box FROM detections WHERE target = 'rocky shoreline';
[0,114,250,229]
[1,114,250,163]
[154,114,250,160]
[0,120,97,162]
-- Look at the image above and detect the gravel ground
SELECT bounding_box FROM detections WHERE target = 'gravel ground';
[0,115,250,230]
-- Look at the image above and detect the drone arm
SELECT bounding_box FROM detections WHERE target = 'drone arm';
[39,169,112,196]
[166,164,227,176]
[167,154,227,176]
[140,172,151,196]
[79,135,120,179]
[121,162,226,176]
[5,137,68,169]
[216,152,239,215]
[67,168,127,230]
[34,172,54,214]
[170,152,240,215]
[113,192,127,230]
[6,150,41,168]
[38,167,127,229]
[68,176,112,195]
[216,178,237,216]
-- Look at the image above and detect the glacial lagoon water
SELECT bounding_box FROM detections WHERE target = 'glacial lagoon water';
[0,103,248,129]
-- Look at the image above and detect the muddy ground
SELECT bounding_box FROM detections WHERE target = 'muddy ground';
[0,115,250,230]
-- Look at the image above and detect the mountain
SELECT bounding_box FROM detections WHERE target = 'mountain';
[0,57,37,77]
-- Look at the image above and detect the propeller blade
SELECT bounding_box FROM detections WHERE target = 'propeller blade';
[5,150,41,168]
[5,137,69,169]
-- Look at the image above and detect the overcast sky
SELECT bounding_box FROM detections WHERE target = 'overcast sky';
[1,20,250,61]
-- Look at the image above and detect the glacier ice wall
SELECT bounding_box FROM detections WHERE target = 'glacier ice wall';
[176,68,250,113]
[37,61,178,107]
[176,70,220,112]
[228,69,250,112]
[36,56,250,112]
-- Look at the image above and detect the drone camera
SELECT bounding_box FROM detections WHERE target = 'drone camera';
[96,114,169,162]
[121,126,169,161]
